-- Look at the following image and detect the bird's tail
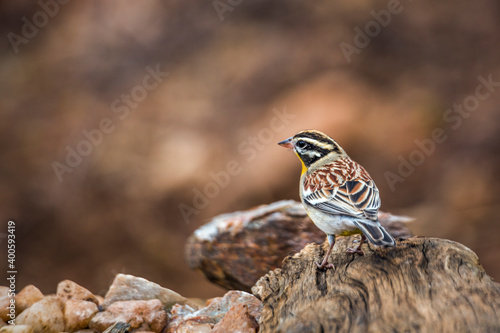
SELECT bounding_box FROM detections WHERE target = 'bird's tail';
[354,221,396,247]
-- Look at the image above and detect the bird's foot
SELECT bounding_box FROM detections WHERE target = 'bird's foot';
[316,261,335,270]
[346,247,365,256]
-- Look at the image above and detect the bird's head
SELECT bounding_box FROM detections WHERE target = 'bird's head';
[278,130,346,172]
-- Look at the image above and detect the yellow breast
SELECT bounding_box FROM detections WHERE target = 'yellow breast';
[295,152,308,175]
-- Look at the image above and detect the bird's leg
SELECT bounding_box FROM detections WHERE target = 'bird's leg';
[316,234,335,270]
[346,234,366,256]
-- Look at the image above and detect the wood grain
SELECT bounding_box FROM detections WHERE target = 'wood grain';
[252,236,500,332]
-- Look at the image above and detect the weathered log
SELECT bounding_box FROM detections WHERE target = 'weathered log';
[252,236,500,332]
[186,200,413,291]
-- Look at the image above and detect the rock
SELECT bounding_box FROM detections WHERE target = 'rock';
[174,322,212,333]
[16,296,64,333]
[0,319,5,328]
[166,290,262,332]
[16,285,44,314]
[0,325,34,333]
[186,200,413,291]
[0,287,14,322]
[63,299,99,332]
[89,299,167,333]
[57,280,99,305]
[103,274,192,309]
[212,303,259,333]
[252,237,500,332]
[95,295,104,306]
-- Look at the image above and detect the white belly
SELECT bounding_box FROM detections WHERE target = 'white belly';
[303,203,359,235]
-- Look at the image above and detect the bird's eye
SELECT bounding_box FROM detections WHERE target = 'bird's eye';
[296,140,307,149]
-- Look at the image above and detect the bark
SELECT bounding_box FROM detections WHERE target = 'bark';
[252,236,500,333]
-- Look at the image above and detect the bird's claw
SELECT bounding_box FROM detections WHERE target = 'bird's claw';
[316,261,335,270]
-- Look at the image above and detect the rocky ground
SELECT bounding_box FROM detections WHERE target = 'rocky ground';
[0,274,262,333]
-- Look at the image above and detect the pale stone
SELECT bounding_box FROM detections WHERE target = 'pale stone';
[167,290,262,332]
[90,299,166,333]
[63,299,99,332]
[95,295,104,306]
[175,322,212,333]
[56,280,98,305]
[16,285,44,314]
[16,296,64,333]
[0,287,13,322]
[212,303,259,333]
[103,274,191,309]
[0,324,34,333]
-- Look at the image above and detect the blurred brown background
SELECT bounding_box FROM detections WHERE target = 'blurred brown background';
[1,1,499,298]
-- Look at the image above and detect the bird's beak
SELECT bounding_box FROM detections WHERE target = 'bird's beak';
[278,137,294,149]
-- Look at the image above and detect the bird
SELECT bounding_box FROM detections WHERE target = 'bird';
[278,130,395,270]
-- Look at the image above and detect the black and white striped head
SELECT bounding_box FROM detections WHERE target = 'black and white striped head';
[278,130,346,168]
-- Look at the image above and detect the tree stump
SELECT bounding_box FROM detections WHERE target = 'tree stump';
[252,236,500,332]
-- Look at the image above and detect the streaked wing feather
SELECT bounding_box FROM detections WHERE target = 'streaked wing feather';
[344,180,380,220]
[303,158,381,221]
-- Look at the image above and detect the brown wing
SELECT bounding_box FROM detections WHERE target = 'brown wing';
[302,158,381,221]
